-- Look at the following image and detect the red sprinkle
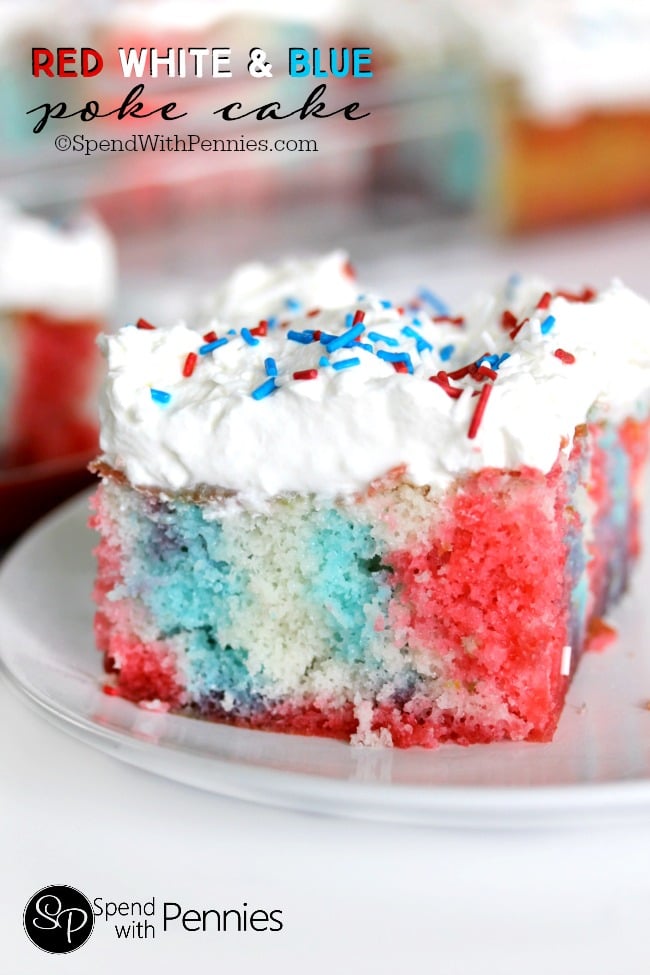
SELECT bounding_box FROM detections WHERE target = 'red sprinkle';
[447,363,473,381]
[250,320,268,337]
[102,684,121,697]
[554,348,576,364]
[182,352,198,377]
[343,260,356,280]
[312,330,322,341]
[203,330,218,343]
[510,316,529,340]
[467,384,492,439]
[392,361,409,374]
[537,291,552,310]
[136,318,156,330]
[353,309,365,326]
[429,372,463,399]
[396,306,405,315]
[306,308,321,318]
[434,315,465,327]
[293,369,318,381]
[555,287,596,303]
[501,310,517,331]
[476,365,498,381]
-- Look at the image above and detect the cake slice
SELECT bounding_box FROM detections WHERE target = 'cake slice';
[0,201,114,467]
[90,262,650,746]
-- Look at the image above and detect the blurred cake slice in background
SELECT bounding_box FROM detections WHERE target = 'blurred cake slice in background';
[461,1,650,232]
[0,200,115,468]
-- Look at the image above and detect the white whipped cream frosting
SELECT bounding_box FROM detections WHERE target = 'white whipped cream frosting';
[98,256,650,507]
[0,201,115,318]
[197,250,358,325]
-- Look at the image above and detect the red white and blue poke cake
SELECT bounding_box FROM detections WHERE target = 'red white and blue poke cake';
[90,255,650,746]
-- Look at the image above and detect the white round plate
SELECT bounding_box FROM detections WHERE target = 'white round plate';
[1,491,650,828]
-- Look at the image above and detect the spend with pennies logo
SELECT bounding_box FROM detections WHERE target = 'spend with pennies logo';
[23,885,95,953]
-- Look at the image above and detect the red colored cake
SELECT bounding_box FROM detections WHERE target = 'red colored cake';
[90,260,650,746]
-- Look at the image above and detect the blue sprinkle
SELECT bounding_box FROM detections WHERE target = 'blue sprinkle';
[368,331,399,347]
[287,330,313,345]
[326,323,366,354]
[285,297,302,311]
[401,325,419,339]
[267,316,278,330]
[411,317,422,327]
[344,312,354,329]
[540,315,556,335]
[241,327,259,347]
[199,338,229,355]
[356,294,366,301]
[498,352,511,366]
[418,288,449,316]
[402,325,433,353]
[380,299,392,309]
[150,388,171,405]
[332,357,361,371]
[264,357,278,378]
[377,350,407,363]
[318,356,330,368]
[506,272,522,299]
[376,350,414,373]
[439,344,455,361]
[251,378,277,401]
[356,342,374,353]
[227,329,237,335]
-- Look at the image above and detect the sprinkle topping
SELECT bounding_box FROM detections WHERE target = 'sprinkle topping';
[554,348,576,364]
[252,378,277,401]
[150,388,171,404]
[326,322,366,353]
[199,337,228,355]
[128,278,602,464]
[467,384,492,439]
[182,352,197,378]
[540,315,556,335]
[241,327,259,347]
[332,357,361,371]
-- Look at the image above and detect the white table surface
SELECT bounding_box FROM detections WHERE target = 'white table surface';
[3,647,650,975]
[4,213,650,974]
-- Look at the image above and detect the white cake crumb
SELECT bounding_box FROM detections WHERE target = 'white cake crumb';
[351,697,394,748]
